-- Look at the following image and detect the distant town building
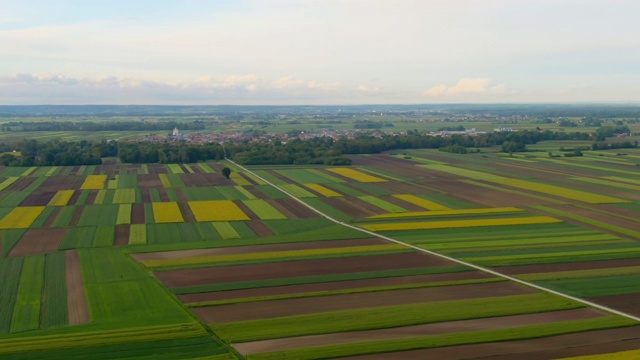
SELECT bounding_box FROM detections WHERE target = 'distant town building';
[172,127,179,136]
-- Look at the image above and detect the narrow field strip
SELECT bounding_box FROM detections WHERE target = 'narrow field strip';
[571,177,640,191]
[463,247,640,266]
[365,206,523,220]
[213,222,240,239]
[424,233,622,252]
[242,199,287,220]
[535,205,640,238]
[142,244,409,268]
[211,292,584,343]
[116,204,132,225]
[327,167,387,183]
[360,216,562,232]
[489,178,628,204]
[358,196,407,213]
[0,177,19,191]
[392,194,451,211]
[279,184,317,198]
[10,255,45,333]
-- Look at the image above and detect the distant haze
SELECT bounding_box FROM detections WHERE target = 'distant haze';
[1,0,639,105]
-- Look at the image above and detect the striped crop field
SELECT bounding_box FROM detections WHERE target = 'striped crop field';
[358,196,407,213]
[279,184,317,198]
[188,200,250,221]
[392,194,451,210]
[366,207,523,220]
[80,175,106,190]
[488,178,628,204]
[242,199,286,220]
[152,202,185,223]
[360,216,562,231]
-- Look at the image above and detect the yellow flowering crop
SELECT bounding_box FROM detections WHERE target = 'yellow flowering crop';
[47,190,74,206]
[393,194,450,211]
[80,175,107,190]
[188,200,250,222]
[152,202,185,223]
[0,206,45,229]
[327,168,387,183]
[489,178,628,204]
[366,207,523,219]
[360,216,561,232]
[304,183,342,197]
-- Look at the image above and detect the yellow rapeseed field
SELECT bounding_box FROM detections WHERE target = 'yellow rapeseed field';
[557,349,640,360]
[393,194,451,211]
[0,206,46,229]
[360,216,561,232]
[304,183,342,197]
[188,200,250,222]
[367,207,523,219]
[47,190,75,206]
[152,202,185,223]
[488,178,628,204]
[80,175,107,190]
[327,168,387,183]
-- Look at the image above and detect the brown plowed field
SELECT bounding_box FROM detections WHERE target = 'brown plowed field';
[66,250,90,325]
[321,197,378,218]
[135,238,388,261]
[6,176,36,192]
[546,204,640,234]
[38,176,85,191]
[178,202,196,223]
[179,271,491,303]
[157,187,169,202]
[234,308,605,355]
[85,190,97,205]
[148,166,167,174]
[247,187,271,201]
[43,207,61,227]
[337,326,640,360]
[21,191,56,206]
[497,258,640,275]
[429,180,554,207]
[155,252,454,287]
[588,293,640,316]
[180,173,211,187]
[67,190,82,205]
[175,188,189,202]
[265,199,297,218]
[67,206,84,227]
[140,188,151,203]
[235,201,257,220]
[114,225,130,246]
[276,199,319,218]
[9,228,66,256]
[131,203,145,224]
[246,220,274,237]
[137,174,161,187]
[192,282,535,323]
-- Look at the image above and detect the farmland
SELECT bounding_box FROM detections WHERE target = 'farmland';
[2,146,640,358]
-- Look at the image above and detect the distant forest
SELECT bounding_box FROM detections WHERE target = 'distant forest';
[0,129,609,167]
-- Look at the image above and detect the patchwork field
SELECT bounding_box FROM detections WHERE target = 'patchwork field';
[1,150,640,359]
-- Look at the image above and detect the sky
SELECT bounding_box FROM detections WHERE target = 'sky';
[1,0,639,105]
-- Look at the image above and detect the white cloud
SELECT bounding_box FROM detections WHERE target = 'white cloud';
[425,78,507,97]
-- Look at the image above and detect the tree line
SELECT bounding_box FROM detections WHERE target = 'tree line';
[0,129,601,167]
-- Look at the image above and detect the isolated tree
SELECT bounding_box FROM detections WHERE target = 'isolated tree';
[222,167,231,179]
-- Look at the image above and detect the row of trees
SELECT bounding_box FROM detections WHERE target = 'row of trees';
[3,121,205,132]
[0,129,612,167]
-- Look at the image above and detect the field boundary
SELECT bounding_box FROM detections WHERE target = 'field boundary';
[226,159,640,323]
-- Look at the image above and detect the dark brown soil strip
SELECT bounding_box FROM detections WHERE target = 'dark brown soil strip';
[141,188,151,203]
[382,195,426,212]
[9,228,67,257]
[246,220,274,237]
[587,293,640,317]
[43,207,62,228]
[339,326,640,360]
[66,249,90,325]
[246,186,270,200]
[234,308,605,354]
[155,252,458,288]
[156,186,170,202]
[85,190,98,205]
[180,270,491,303]
[137,174,161,187]
[114,225,130,246]
[175,188,189,202]
[148,165,168,174]
[67,206,84,227]
[237,172,257,185]
[181,174,209,187]
[20,191,57,206]
[135,238,387,262]
[235,200,258,220]
[6,177,36,192]
[131,203,146,224]
[178,202,196,223]
[67,190,82,206]
[190,165,203,174]
[321,197,378,218]
[203,173,233,186]
[276,199,319,218]
[193,282,535,323]
[265,199,297,219]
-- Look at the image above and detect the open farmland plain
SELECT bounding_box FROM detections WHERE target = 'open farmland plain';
[1,152,640,359]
